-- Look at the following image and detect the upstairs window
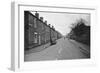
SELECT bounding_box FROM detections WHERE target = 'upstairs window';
[29,23,32,27]
[34,18,37,28]
[42,23,44,30]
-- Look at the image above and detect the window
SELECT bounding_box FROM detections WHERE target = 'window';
[29,23,32,27]
[42,23,44,30]
[34,32,38,43]
[34,18,37,28]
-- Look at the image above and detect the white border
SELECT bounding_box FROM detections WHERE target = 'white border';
[11,2,97,71]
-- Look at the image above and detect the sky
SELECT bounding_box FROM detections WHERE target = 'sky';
[31,11,90,36]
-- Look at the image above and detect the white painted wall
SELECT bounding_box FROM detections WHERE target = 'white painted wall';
[0,0,100,73]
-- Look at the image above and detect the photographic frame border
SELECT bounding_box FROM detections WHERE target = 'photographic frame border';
[11,2,97,71]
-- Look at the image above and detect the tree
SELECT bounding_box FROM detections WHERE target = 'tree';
[69,18,90,45]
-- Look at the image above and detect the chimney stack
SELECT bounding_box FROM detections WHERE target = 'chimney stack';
[52,26,54,28]
[48,24,51,27]
[52,26,55,30]
[44,20,47,24]
[35,11,39,18]
[40,17,43,21]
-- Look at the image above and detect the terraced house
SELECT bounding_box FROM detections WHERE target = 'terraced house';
[24,11,62,50]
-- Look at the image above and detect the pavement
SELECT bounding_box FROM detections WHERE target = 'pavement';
[24,38,90,61]
[25,42,51,54]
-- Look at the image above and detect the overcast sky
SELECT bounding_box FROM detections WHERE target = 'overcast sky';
[31,11,90,36]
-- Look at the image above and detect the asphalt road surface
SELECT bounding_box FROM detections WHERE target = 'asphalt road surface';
[24,38,90,61]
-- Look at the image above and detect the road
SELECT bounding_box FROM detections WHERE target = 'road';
[24,38,90,61]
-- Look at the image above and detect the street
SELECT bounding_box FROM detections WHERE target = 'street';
[24,38,90,61]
